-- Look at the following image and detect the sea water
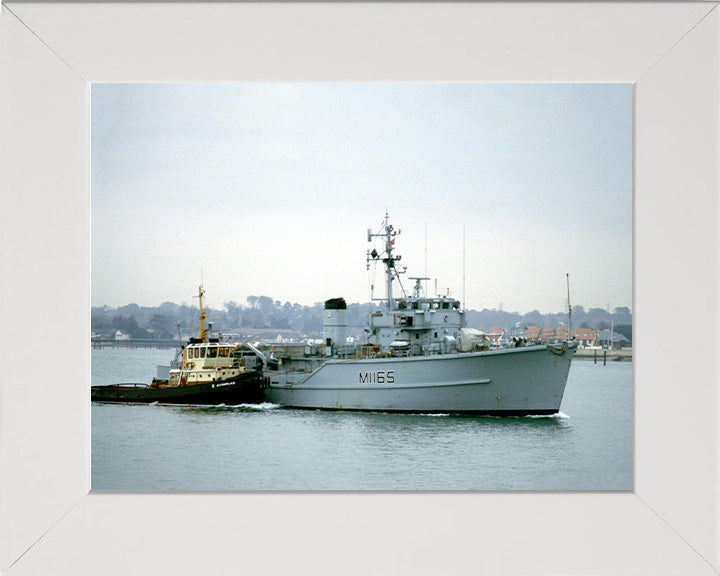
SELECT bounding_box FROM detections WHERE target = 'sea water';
[91,347,632,490]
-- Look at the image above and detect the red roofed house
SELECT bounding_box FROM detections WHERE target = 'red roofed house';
[524,326,541,340]
[540,328,555,340]
[571,328,597,348]
[555,328,570,340]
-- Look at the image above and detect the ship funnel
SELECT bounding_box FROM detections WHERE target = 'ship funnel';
[323,297,348,352]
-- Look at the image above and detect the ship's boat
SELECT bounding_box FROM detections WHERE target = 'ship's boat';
[260,213,577,415]
[91,287,265,405]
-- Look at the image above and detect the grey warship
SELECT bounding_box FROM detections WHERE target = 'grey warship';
[259,214,577,415]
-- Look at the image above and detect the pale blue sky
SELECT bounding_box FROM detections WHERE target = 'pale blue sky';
[92,83,631,314]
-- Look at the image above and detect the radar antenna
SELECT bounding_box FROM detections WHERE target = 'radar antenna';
[409,277,430,299]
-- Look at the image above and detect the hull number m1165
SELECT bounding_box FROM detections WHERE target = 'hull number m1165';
[359,370,395,384]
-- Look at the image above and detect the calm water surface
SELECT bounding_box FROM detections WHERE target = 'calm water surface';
[91,347,632,490]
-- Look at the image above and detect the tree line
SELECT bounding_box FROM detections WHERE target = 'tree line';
[92,296,632,343]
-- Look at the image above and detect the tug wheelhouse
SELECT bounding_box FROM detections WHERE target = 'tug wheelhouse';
[169,342,247,386]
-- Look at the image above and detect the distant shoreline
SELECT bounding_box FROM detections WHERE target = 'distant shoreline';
[91,339,633,362]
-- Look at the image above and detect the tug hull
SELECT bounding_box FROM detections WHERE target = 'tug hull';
[91,371,265,405]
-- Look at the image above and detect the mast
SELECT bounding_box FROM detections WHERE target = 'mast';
[367,212,404,311]
[384,214,394,309]
[566,273,572,340]
[196,285,207,342]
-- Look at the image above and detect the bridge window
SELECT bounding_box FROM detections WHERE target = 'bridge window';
[208,347,218,358]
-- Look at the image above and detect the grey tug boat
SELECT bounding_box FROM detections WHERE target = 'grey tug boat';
[256,214,577,415]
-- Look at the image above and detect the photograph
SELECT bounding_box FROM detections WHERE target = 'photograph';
[4,2,718,574]
[91,82,632,491]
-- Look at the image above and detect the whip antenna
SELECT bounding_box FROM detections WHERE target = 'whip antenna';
[566,273,572,338]
[463,224,466,310]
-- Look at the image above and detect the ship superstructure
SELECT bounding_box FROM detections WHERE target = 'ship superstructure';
[362,215,484,357]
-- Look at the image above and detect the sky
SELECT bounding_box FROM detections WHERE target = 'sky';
[92,83,632,314]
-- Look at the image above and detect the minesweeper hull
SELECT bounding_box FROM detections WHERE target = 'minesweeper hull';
[264,343,576,415]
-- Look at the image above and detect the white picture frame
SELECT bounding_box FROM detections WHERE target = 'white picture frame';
[1,2,718,574]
